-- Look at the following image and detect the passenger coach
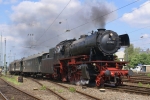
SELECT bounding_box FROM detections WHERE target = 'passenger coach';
[22,52,48,76]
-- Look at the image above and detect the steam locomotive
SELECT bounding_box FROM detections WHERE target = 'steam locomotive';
[9,29,133,87]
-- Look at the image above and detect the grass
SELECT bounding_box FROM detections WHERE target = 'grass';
[11,96,14,100]
[146,84,150,88]
[58,89,63,93]
[53,88,56,91]
[147,73,150,77]
[68,87,76,92]
[1,75,20,85]
[40,85,46,90]
[138,82,143,87]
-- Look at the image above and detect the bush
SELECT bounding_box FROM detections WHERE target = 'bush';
[40,85,46,90]
[146,84,150,88]
[68,87,76,92]
[147,73,150,77]
[138,82,143,87]
[58,89,63,93]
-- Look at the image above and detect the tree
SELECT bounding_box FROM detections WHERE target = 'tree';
[129,54,140,68]
[124,44,134,61]
[139,53,150,65]
[124,44,150,68]
[124,44,141,68]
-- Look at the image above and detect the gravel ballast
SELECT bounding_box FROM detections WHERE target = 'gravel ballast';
[5,76,150,100]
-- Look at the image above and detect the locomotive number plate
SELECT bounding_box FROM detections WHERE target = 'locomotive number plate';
[107,41,114,44]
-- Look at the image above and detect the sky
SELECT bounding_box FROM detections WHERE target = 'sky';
[0,0,150,65]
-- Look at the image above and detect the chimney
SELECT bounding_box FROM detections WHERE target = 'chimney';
[97,29,106,33]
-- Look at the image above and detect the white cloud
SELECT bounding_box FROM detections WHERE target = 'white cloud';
[5,35,22,43]
[2,0,117,59]
[140,34,149,38]
[0,24,23,44]
[121,1,150,27]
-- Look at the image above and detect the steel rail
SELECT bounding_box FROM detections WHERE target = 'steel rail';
[47,80,101,100]
[31,78,67,100]
[0,78,41,100]
[105,85,150,95]
[123,76,150,84]
[32,78,101,100]
[0,91,8,100]
[123,79,150,84]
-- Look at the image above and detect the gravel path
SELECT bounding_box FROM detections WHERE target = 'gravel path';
[57,82,150,100]
[38,80,95,100]
[8,77,59,100]
[0,78,38,100]
[4,76,150,100]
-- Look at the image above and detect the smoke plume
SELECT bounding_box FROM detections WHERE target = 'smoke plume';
[79,1,117,28]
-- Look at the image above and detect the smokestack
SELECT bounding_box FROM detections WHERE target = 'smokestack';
[97,29,106,33]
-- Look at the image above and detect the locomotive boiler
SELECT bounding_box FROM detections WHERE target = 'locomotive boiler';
[42,28,133,87]
[69,29,129,57]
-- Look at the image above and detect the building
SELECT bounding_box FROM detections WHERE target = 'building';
[131,65,150,73]
[141,65,150,72]
[115,51,125,61]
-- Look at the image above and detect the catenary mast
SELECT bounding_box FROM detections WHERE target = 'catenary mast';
[0,34,3,67]
[4,38,6,75]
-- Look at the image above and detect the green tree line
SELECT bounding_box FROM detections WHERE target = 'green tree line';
[124,44,150,68]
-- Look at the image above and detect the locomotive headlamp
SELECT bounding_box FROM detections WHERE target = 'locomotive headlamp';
[110,33,113,36]
[93,63,96,66]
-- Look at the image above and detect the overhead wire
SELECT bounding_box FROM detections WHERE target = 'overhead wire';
[106,0,150,25]
[21,0,149,58]
[131,37,150,42]
[133,41,150,50]
[126,0,150,43]
[37,0,141,46]
[128,25,150,34]
[21,0,71,57]
[69,0,140,31]
[36,0,71,41]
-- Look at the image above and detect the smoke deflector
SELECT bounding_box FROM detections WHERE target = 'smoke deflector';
[119,34,130,47]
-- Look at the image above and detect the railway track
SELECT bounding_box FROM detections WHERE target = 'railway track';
[123,79,150,84]
[105,85,150,95]
[31,78,101,100]
[0,91,8,100]
[43,79,150,96]
[0,77,40,100]
[123,76,150,84]
[133,72,150,76]
[31,78,67,100]
[130,75,150,78]
[123,80,150,84]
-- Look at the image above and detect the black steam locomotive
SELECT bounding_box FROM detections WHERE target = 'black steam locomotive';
[9,29,132,87]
